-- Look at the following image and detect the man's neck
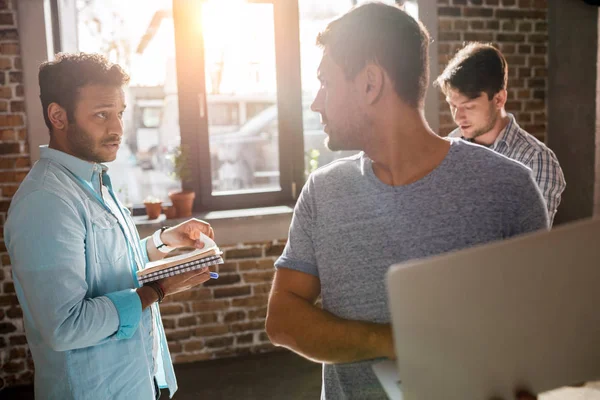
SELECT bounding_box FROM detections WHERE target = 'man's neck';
[365,107,451,187]
[472,110,510,147]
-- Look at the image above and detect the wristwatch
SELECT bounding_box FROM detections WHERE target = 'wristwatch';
[152,226,175,254]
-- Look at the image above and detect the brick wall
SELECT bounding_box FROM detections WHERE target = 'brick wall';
[0,0,553,391]
[0,0,33,391]
[437,0,548,140]
[160,241,286,363]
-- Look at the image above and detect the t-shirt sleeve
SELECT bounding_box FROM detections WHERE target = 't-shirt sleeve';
[509,167,550,236]
[274,176,319,277]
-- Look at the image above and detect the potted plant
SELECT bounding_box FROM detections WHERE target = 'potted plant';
[168,145,195,218]
[143,195,163,220]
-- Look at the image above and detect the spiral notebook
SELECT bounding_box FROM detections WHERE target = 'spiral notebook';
[137,245,224,284]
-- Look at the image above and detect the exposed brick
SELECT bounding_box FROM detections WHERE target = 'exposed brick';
[9,335,26,345]
[519,22,532,33]
[162,318,175,330]
[195,325,230,337]
[454,20,468,30]
[168,342,182,354]
[0,114,23,126]
[249,307,267,320]
[232,295,268,308]
[166,329,193,341]
[9,347,26,359]
[464,32,494,42]
[439,20,452,31]
[0,100,6,112]
[166,288,211,302]
[0,43,18,55]
[0,336,5,347]
[529,56,545,67]
[0,12,13,25]
[231,320,265,333]
[495,9,545,19]
[505,55,526,66]
[236,333,254,345]
[213,285,251,299]
[198,313,218,324]
[0,29,17,41]
[159,303,184,315]
[0,129,15,141]
[203,273,240,287]
[528,78,545,88]
[486,20,500,30]
[496,33,525,42]
[2,361,23,373]
[9,101,23,113]
[8,71,20,83]
[218,262,237,273]
[223,311,246,323]
[438,7,461,17]
[6,307,21,319]
[0,322,16,334]
[224,247,263,260]
[524,101,544,112]
[253,283,273,295]
[485,0,499,5]
[258,332,270,343]
[14,156,30,168]
[15,84,23,97]
[0,295,18,306]
[175,353,212,364]
[0,309,4,321]
[243,270,274,284]
[205,336,234,348]
[191,299,230,312]
[178,316,197,327]
[183,339,205,352]
[533,90,545,100]
[463,8,493,17]
[439,31,461,41]
[502,21,516,31]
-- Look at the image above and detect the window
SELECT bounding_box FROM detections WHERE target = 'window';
[47,0,431,212]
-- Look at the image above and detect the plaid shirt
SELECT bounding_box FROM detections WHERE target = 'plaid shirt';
[449,114,566,225]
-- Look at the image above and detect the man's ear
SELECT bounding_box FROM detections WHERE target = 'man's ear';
[363,63,385,105]
[47,103,68,131]
[493,89,508,110]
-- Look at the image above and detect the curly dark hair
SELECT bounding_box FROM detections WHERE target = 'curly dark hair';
[434,42,508,100]
[316,2,430,108]
[39,53,130,132]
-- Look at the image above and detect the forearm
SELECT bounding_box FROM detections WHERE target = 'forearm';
[266,291,394,364]
[145,235,167,262]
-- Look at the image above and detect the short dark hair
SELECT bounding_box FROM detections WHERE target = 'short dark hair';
[39,53,130,132]
[316,2,430,108]
[435,42,508,100]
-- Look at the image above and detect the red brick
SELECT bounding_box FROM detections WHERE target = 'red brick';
[8,71,20,83]
[0,12,12,25]
[3,281,14,293]
[518,68,532,78]
[15,84,23,97]
[232,295,268,308]
[529,56,546,67]
[9,335,26,345]
[0,129,15,141]
[501,43,516,55]
[0,321,16,333]
[496,33,525,42]
[9,100,23,112]
[3,361,23,373]
[502,21,516,31]
[2,253,11,265]
[0,114,23,126]
[438,7,461,17]
[13,56,20,69]
[218,262,237,273]
[519,0,532,8]
[249,307,267,320]
[438,20,452,31]
[469,20,484,30]
[0,29,17,41]
[168,342,182,354]
[224,247,263,260]
[464,32,493,42]
[0,294,18,306]
[166,329,193,341]
[454,20,468,30]
[505,55,526,66]
[242,271,274,284]
[6,306,21,319]
[205,336,234,348]
[463,8,493,18]
[198,313,218,324]
[486,20,500,30]
[0,43,18,55]
[223,311,246,323]
[230,321,264,333]
[439,31,460,41]
[213,285,251,299]
[0,57,11,70]
[159,303,184,315]
[258,332,270,343]
[162,319,175,330]
[203,273,240,287]
[236,333,254,345]
[178,316,197,327]
[195,325,229,337]
[0,86,11,99]
[9,347,26,359]
[14,156,30,168]
[183,339,205,352]
[495,9,545,19]
[175,353,212,364]
[533,90,545,100]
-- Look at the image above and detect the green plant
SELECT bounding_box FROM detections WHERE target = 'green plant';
[169,145,191,182]
[305,148,320,178]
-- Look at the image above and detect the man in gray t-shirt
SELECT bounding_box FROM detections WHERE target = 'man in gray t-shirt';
[265,4,548,400]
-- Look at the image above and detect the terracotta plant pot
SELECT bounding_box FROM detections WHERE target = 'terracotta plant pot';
[162,205,178,220]
[144,201,163,220]
[169,190,195,218]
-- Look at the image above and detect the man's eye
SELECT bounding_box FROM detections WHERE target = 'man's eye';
[96,112,108,119]
[118,112,124,119]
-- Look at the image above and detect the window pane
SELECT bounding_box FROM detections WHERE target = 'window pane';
[200,1,280,195]
[298,1,418,177]
[74,0,181,206]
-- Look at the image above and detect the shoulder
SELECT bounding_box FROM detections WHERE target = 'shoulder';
[508,124,561,165]
[448,138,533,177]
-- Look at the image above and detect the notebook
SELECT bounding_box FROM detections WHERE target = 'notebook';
[137,244,224,284]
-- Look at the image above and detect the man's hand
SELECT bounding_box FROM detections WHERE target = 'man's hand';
[161,218,214,249]
[137,268,212,309]
[158,267,212,296]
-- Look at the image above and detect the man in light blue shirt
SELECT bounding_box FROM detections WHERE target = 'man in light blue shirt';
[5,53,214,399]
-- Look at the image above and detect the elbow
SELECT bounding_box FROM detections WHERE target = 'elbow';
[265,306,289,347]
[46,333,74,352]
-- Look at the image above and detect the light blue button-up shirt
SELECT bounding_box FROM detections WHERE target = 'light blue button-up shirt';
[5,146,177,399]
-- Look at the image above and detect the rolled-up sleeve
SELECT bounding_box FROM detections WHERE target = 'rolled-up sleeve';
[5,190,142,351]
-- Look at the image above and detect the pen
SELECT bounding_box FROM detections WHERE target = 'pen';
[210,272,219,279]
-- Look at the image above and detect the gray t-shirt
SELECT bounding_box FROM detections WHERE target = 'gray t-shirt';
[275,139,549,399]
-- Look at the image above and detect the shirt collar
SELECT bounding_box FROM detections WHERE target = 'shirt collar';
[491,113,520,151]
[39,145,108,184]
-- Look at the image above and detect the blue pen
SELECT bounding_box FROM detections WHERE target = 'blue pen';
[210,272,219,279]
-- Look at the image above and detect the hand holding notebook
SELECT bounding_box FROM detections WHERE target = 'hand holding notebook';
[137,233,223,284]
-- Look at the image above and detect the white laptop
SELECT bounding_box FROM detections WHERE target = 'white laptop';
[376,217,600,400]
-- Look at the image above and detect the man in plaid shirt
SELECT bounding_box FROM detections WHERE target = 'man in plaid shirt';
[436,42,565,225]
